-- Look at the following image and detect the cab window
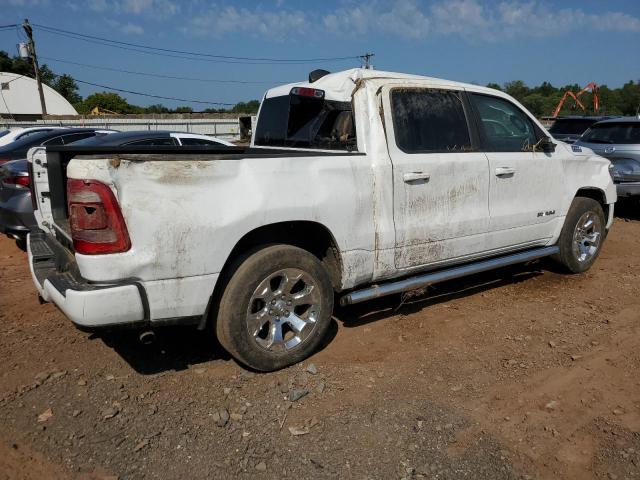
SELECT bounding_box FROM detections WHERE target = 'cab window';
[390,89,471,153]
[125,138,177,146]
[180,137,218,146]
[471,94,539,152]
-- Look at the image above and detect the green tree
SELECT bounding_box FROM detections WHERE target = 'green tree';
[145,104,169,113]
[485,82,502,91]
[174,106,193,113]
[504,80,530,101]
[52,74,81,104]
[77,92,137,114]
[520,93,547,117]
[230,100,260,114]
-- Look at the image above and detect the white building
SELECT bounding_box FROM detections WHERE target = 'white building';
[0,72,78,119]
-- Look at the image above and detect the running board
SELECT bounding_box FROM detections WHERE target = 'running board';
[340,246,559,306]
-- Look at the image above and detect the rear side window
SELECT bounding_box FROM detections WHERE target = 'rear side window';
[43,136,64,146]
[180,137,218,146]
[581,123,640,144]
[255,94,356,151]
[471,94,539,152]
[125,138,177,146]
[391,89,471,153]
[61,132,97,144]
[16,129,52,140]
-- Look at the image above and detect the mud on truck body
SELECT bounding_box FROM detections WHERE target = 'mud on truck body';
[27,68,615,371]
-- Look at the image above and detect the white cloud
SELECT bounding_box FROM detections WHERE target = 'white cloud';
[82,0,179,17]
[121,0,179,17]
[321,0,640,41]
[0,0,48,5]
[188,6,307,39]
[87,0,108,11]
[120,22,144,34]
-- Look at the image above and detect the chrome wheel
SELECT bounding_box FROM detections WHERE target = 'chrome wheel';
[246,268,321,353]
[572,211,602,263]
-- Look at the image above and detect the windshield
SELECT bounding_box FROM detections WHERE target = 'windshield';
[581,123,640,144]
[254,95,356,151]
[549,119,597,135]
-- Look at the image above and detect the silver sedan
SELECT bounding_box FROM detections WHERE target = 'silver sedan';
[574,117,640,198]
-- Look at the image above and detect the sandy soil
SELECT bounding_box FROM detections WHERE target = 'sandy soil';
[1,205,639,480]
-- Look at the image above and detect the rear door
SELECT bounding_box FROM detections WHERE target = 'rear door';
[382,86,491,269]
[469,93,563,249]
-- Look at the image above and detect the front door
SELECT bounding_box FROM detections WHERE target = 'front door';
[469,93,564,250]
[382,86,491,270]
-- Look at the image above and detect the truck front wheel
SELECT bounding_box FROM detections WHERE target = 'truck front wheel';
[555,197,606,273]
[216,245,334,371]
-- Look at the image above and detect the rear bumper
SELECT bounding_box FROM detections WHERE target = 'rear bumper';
[616,182,640,198]
[28,230,148,329]
[28,229,215,330]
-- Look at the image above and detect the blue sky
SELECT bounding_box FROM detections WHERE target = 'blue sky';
[1,0,639,109]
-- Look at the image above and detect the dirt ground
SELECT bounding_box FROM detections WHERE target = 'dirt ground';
[1,204,640,480]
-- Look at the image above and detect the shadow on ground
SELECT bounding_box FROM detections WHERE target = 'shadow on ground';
[335,262,546,327]
[615,198,640,221]
[95,318,339,375]
[94,261,546,374]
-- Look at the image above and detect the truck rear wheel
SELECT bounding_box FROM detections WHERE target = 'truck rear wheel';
[216,245,334,371]
[555,197,605,273]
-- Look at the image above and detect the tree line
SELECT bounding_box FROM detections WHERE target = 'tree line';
[487,80,640,117]
[2,50,639,117]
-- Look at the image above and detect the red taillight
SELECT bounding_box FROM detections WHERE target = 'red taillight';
[2,175,30,187]
[290,87,324,98]
[67,179,131,255]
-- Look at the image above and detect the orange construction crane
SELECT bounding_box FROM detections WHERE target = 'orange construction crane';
[552,82,599,118]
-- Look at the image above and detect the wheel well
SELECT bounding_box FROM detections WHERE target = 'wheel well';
[200,221,342,330]
[576,188,609,219]
[225,221,342,289]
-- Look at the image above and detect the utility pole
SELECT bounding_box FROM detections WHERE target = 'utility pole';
[22,19,47,116]
[360,52,375,70]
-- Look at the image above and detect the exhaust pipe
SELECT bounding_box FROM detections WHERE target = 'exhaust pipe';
[139,330,156,345]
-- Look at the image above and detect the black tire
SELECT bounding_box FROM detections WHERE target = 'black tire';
[216,244,334,372]
[555,197,606,273]
[15,236,27,252]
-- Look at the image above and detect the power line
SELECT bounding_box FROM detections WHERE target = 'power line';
[33,23,361,64]
[40,55,289,85]
[0,24,19,29]
[34,27,305,65]
[73,77,236,106]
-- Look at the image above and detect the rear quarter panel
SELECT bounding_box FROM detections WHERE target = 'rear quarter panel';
[66,154,376,289]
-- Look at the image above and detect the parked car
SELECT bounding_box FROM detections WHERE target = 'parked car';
[71,130,236,147]
[574,117,640,198]
[548,116,614,144]
[0,128,115,165]
[28,68,615,371]
[0,126,67,147]
[0,129,116,246]
[0,159,32,248]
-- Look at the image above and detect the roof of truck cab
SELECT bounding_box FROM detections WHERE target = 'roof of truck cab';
[264,68,504,102]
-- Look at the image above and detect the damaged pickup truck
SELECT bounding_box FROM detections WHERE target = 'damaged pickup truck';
[27,68,616,371]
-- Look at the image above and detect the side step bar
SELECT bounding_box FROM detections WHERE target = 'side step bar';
[340,246,559,306]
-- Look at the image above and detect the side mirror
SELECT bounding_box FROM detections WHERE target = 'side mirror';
[536,136,556,153]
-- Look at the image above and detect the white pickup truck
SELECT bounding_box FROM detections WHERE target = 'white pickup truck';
[27,68,615,371]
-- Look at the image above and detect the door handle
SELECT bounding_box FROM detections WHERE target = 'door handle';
[403,172,430,183]
[495,167,516,177]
